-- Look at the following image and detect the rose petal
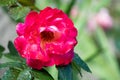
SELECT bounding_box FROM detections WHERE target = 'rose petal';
[25,11,39,26]
[16,23,25,36]
[14,36,27,58]
[52,49,74,65]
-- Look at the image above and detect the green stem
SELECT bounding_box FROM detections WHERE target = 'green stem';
[66,0,76,16]
[85,32,104,62]
[85,49,102,62]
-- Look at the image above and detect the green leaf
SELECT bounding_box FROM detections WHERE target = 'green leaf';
[58,64,73,80]
[44,65,58,80]
[31,69,53,80]
[73,53,91,73]
[8,41,18,56]
[72,62,82,77]
[0,45,5,58]
[7,41,24,61]
[3,53,25,62]
[18,0,34,6]
[0,0,17,6]
[17,0,38,10]
[0,62,23,69]
[1,68,20,80]
[9,7,30,21]
[72,63,82,80]
[17,69,32,80]
[0,45,5,52]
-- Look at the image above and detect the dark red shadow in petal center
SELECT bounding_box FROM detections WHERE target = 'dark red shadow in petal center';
[40,31,54,42]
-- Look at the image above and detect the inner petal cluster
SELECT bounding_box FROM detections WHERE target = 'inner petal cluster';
[40,31,54,42]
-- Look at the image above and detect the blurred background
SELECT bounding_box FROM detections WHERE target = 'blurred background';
[0,0,120,80]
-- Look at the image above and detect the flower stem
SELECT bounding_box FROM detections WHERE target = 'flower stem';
[66,0,76,16]
[85,48,102,62]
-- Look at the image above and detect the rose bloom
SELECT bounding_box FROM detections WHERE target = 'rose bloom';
[14,7,77,69]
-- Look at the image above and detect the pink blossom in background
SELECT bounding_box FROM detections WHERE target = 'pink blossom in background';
[95,8,113,29]
[70,6,79,18]
[88,8,113,31]
[14,7,77,69]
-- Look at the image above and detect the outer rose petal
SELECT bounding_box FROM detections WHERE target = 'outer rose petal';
[27,58,54,70]
[27,59,44,69]
[39,7,60,21]
[14,36,27,58]
[52,49,74,65]
[65,28,77,38]
[25,11,39,26]
[16,23,25,36]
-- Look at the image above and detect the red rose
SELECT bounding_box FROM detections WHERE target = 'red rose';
[14,7,77,69]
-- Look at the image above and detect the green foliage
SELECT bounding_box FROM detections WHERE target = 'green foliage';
[44,65,58,80]
[0,45,5,58]
[17,69,32,80]
[0,0,32,22]
[31,69,53,80]
[18,0,35,6]
[5,41,25,62]
[73,53,91,73]
[0,0,17,6]
[0,45,5,53]
[9,7,30,21]
[8,41,18,56]
[1,68,20,80]
[58,64,73,80]
[72,63,82,80]
[0,62,23,69]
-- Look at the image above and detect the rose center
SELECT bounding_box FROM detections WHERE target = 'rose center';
[40,31,54,42]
